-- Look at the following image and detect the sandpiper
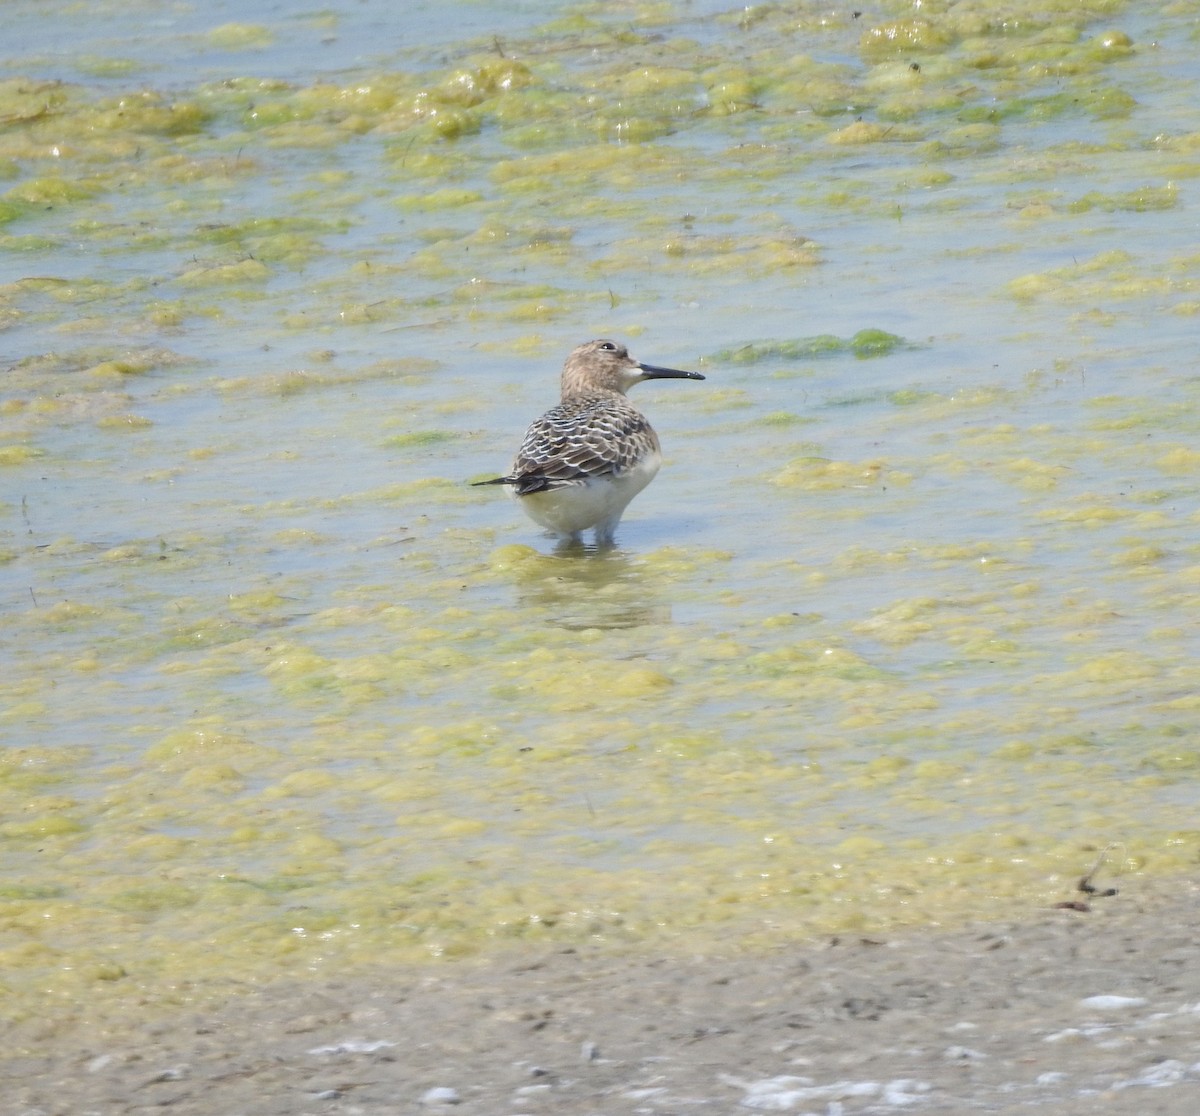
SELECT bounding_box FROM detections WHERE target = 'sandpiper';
[474,339,704,545]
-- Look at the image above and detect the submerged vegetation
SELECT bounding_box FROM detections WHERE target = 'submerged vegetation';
[2,0,1199,1019]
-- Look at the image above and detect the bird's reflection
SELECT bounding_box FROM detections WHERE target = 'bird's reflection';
[511,544,670,630]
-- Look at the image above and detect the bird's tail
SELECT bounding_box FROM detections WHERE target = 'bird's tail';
[472,474,554,495]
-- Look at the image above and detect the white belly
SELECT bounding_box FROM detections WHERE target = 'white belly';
[515,452,661,541]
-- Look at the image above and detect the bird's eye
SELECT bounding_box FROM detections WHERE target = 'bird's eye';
[598,341,616,351]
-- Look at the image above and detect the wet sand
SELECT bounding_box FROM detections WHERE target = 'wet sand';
[7,874,1200,1114]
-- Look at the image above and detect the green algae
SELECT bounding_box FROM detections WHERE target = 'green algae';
[205,23,275,51]
[383,430,459,449]
[1068,183,1179,212]
[714,331,911,364]
[1,0,1198,1026]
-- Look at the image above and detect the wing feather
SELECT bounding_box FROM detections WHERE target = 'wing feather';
[509,395,658,494]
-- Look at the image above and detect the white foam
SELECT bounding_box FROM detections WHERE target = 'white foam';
[722,1073,931,1110]
[1079,995,1147,1010]
[307,1038,397,1055]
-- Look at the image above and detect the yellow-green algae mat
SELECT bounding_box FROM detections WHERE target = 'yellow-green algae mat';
[3,0,1200,1022]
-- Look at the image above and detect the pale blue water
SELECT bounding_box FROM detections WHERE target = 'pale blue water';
[1,0,1199,1002]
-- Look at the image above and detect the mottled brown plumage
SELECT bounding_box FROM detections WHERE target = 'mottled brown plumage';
[474,339,704,544]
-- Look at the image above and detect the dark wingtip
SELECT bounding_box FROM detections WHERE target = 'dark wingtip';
[473,473,553,495]
[513,474,551,496]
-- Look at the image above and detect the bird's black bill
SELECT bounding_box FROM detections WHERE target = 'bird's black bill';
[638,362,705,381]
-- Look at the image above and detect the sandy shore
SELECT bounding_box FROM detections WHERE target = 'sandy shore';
[7,875,1200,1115]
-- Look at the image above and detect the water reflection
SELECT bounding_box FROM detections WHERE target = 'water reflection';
[511,545,670,630]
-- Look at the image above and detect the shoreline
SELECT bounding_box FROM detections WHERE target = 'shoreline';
[7,873,1200,1113]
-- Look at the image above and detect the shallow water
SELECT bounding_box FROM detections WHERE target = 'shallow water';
[2,0,1200,1015]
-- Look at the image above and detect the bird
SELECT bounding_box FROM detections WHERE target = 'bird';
[473,339,705,546]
